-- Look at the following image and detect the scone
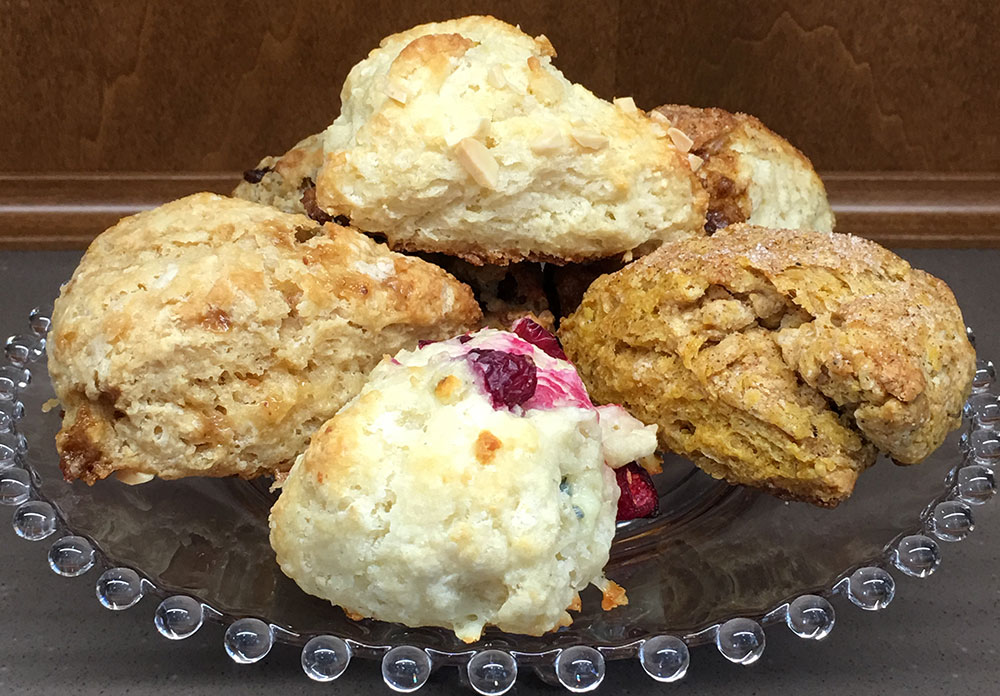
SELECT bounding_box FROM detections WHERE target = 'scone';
[653,105,835,233]
[49,193,481,485]
[560,225,975,506]
[314,15,708,264]
[270,324,656,642]
[232,132,330,221]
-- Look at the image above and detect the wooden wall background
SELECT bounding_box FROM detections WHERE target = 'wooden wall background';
[1,0,998,247]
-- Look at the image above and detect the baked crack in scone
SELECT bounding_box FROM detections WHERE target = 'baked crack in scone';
[560,225,975,506]
[49,193,481,484]
[270,325,656,641]
[653,105,835,233]
[313,15,708,264]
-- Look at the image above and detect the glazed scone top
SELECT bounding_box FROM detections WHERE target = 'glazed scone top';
[49,193,481,484]
[270,326,655,642]
[315,15,707,264]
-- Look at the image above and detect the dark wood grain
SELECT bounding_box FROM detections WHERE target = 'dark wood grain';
[1,1,997,247]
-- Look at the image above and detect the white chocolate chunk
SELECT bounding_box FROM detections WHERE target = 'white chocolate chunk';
[454,137,499,189]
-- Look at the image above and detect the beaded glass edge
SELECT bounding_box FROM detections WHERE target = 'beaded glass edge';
[2,313,995,693]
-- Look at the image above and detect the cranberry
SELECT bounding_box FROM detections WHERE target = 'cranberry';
[417,339,435,348]
[458,334,473,344]
[511,317,567,360]
[615,462,659,520]
[468,349,537,409]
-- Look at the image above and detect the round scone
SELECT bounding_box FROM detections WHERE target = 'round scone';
[49,193,481,484]
[314,15,708,264]
[560,225,976,507]
[270,324,657,642]
[653,105,835,234]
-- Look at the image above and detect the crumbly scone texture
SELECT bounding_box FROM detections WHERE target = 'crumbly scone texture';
[654,105,835,234]
[559,225,975,506]
[270,338,619,642]
[49,193,481,484]
[315,15,708,264]
[232,132,325,217]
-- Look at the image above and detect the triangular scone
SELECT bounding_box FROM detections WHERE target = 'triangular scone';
[315,15,708,265]
[50,193,481,484]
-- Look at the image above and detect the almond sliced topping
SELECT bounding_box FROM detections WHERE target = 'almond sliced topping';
[530,125,565,154]
[687,153,704,171]
[613,96,639,115]
[649,110,672,127]
[486,65,507,88]
[116,470,155,486]
[383,81,408,105]
[649,122,667,138]
[570,128,609,151]
[454,137,499,189]
[667,127,694,153]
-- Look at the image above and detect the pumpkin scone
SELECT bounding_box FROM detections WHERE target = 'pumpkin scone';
[559,225,975,506]
[49,193,481,485]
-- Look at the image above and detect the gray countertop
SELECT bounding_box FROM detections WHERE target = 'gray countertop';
[1,249,998,695]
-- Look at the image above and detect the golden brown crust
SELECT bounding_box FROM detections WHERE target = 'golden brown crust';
[50,193,481,485]
[560,225,975,506]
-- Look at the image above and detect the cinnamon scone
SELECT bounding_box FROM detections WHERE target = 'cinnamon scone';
[270,325,654,642]
[653,105,834,233]
[560,225,975,506]
[313,15,708,264]
[49,193,481,485]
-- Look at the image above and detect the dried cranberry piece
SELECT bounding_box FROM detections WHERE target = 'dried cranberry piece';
[511,316,567,360]
[468,349,537,409]
[458,334,473,344]
[417,340,435,349]
[242,167,271,183]
[615,462,659,520]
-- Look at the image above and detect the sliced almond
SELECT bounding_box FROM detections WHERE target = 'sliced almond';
[667,127,694,153]
[570,128,609,151]
[383,81,408,105]
[649,122,667,138]
[486,65,507,89]
[649,110,672,127]
[530,125,565,154]
[454,137,499,189]
[116,470,155,486]
[613,96,639,115]
[687,153,704,171]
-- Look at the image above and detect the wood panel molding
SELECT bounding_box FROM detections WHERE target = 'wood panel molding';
[2,172,997,249]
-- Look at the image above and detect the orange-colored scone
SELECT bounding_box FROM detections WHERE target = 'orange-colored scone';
[560,225,975,506]
[49,193,481,484]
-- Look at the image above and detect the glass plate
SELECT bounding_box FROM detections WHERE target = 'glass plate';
[2,309,997,693]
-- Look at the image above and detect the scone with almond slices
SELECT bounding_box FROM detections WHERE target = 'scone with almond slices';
[49,193,481,485]
[314,15,708,264]
[653,104,835,233]
[560,225,975,507]
[270,324,657,642]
